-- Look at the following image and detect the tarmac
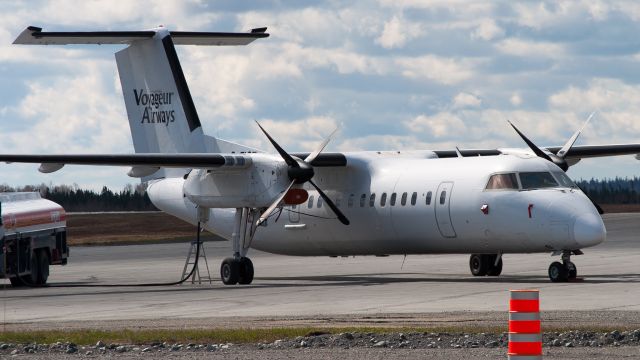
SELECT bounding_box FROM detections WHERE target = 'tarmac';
[1,213,639,330]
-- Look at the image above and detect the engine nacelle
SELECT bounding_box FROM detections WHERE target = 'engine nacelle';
[183,153,290,208]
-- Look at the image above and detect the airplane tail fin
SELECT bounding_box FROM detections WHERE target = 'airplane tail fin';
[14,26,268,179]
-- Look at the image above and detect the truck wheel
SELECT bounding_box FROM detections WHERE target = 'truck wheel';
[9,277,23,287]
[21,251,40,285]
[37,250,50,285]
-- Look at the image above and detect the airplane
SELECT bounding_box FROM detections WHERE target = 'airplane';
[2,25,640,285]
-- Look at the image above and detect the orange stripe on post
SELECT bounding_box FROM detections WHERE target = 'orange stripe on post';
[509,320,541,333]
[509,299,539,313]
[508,341,542,356]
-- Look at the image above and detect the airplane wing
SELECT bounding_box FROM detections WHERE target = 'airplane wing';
[0,153,347,170]
[433,144,640,160]
[544,144,640,159]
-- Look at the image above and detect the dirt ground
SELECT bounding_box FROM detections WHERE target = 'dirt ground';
[65,212,223,246]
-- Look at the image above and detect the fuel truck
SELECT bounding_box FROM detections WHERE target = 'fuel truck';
[0,192,68,286]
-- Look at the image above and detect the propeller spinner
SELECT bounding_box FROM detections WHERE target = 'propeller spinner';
[255,122,349,226]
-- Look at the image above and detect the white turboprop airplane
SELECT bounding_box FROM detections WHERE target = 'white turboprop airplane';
[3,26,640,285]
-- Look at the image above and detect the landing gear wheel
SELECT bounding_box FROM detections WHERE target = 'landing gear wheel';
[238,257,254,285]
[486,256,503,276]
[565,261,577,279]
[469,254,488,276]
[548,261,568,282]
[220,257,240,285]
[37,250,50,285]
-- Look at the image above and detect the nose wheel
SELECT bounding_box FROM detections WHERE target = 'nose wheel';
[548,251,578,282]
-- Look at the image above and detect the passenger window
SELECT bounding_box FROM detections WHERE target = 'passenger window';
[348,194,354,208]
[380,193,387,207]
[369,193,376,207]
[308,195,314,209]
[411,192,417,206]
[439,190,446,205]
[486,173,519,190]
[401,192,407,206]
[519,172,558,189]
[317,196,323,208]
[390,193,397,206]
[360,194,366,207]
[426,191,432,205]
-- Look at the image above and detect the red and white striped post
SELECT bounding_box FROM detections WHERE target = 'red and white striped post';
[508,289,542,359]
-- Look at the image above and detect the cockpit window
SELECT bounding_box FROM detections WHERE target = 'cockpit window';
[485,173,519,190]
[519,172,558,189]
[552,172,576,188]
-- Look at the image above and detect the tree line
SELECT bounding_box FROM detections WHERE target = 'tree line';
[1,177,640,212]
[0,183,157,212]
[575,177,640,205]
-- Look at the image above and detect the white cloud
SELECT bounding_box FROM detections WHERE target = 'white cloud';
[471,19,504,41]
[375,15,423,49]
[256,116,339,152]
[405,113,468,138]
[396,55,476,85]
[510,93,523,106]
[548,78,640,111]
[452,92,481,109]
[495,38,566,58]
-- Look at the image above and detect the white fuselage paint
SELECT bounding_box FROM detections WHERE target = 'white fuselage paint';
[147,152,606,257]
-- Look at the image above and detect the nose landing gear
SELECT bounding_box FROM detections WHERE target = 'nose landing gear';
[548,250,578,282]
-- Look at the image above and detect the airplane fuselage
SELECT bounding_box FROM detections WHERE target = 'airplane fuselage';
[148,152,606,257]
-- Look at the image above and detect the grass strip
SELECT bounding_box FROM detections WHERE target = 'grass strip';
[0,326,499,345]
[0,324,632,345]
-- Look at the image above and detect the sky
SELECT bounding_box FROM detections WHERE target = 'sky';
[1,0,640,191]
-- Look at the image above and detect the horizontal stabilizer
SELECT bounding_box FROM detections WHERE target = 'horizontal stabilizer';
[13,26,269,46]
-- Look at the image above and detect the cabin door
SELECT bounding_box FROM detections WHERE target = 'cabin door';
[435,181,457,238]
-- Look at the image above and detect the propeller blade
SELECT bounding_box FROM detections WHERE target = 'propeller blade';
[507,120,554,162]
[255,121,299,168]
[304,126,339,164]
[455,146,463,158]
[556,111,597,159]
[256,180,296,226]
[309,179,350,225]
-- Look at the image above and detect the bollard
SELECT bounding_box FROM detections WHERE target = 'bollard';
[508,289,542,359]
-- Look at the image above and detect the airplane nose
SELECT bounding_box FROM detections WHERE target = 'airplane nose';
[573,213,606,247]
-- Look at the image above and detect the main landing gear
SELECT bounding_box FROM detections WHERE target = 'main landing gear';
[220,207,259,285]
[469,254,503,277]
[548,250,578,282]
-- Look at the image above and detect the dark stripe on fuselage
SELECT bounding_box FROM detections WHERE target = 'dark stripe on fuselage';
[161,35,202,132]
[434,149,502,158]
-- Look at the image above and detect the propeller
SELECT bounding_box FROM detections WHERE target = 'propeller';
[255,122,350,226]
[508,112,604,214]
[507,112,596,172]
